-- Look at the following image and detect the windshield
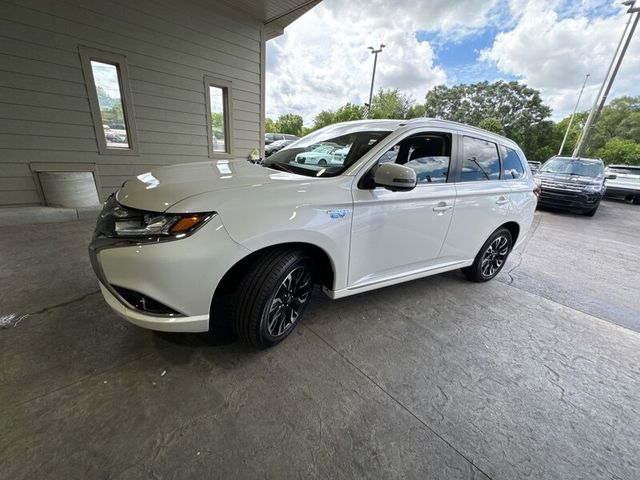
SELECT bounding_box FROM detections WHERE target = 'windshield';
[263,122,396,177]
[540,158,603,178]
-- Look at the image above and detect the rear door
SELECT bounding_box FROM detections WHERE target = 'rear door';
[440,135,510,262]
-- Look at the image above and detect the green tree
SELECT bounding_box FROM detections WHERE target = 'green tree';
[596,139,640,165]
[586,96,640,154]
[312,110,336,130]
[423,81,552,160]
[275,113,303,136]
[265,117,277,133]
[101,103,124,126]
[406,103,427,119]
[424,81,550,132]
[334,103,364,122]
[477,117,505,136]
[370,89,414,119]
[554,112,588,156]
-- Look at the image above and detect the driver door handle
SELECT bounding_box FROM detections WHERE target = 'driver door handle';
[433,202,453,213]
[496,196,509,205]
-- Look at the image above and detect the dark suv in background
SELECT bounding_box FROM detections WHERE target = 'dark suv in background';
[534,156,606,216]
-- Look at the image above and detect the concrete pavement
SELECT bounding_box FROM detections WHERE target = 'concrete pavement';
[1,200,639,479]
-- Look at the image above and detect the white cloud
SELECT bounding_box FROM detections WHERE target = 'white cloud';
[481,0,640,119]
[266,0,501,124]
[267,0,640,125]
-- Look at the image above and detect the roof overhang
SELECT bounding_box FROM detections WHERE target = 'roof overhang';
[221,0,322,40]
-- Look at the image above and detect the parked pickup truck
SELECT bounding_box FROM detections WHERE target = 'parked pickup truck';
[604,164,640,205]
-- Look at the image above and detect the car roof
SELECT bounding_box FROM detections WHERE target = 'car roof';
[328,118,521,149]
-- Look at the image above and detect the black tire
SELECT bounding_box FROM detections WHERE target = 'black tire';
[633,196,640,205]
[583,203,599,216]
[462,227,513,282]
[318,159,327,166]
[231,249,314,348]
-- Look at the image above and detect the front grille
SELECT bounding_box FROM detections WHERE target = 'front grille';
[540,180,584,192]
[112,286,181,316]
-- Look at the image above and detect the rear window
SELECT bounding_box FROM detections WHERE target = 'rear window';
[461,136,500,182]
[501,146,525,179]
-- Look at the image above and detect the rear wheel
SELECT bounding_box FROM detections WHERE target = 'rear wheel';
[318,159,327,166]
[462,228,512,282]
[231,249,314,348]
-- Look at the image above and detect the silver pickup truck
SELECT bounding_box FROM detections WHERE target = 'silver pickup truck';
[604,165,640,205]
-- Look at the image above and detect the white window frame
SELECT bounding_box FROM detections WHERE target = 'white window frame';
[204,76,233,157]
[79,46,139,155]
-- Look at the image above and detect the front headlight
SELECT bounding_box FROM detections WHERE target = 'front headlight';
[583,183,604,193]
[96,194,215,240]
[534,177,542,186]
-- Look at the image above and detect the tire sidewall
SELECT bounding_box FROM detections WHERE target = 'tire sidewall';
[258,256,314,346]
[475,228,513,281]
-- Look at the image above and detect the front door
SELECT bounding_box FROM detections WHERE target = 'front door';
[348,132,457,289]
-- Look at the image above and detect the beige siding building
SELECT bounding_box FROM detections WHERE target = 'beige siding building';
[0,0,319,206]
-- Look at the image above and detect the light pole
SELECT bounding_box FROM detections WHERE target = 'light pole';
[573,0,640,157]
[558,73,590,156]
[365,44,385,119]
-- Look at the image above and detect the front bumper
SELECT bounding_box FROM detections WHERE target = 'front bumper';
[98,283,209,332]
[538,188,602,212]
[89,214,251,332]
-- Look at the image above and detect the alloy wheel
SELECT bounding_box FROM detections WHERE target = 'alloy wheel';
[480,235,509,277]
[266,266,312,337]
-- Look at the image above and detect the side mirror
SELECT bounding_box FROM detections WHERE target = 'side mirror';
[605,174,617,180]
[374,163,417,192]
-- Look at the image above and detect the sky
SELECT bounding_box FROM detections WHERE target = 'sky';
[265,0,640,125]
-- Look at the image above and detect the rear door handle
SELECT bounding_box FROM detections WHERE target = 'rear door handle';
[496,196,509,205]
[433,202,453,213]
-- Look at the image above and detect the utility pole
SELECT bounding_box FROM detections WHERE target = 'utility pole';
[364,44,385,119]
[573,0,640,157]
[558,73,590,156]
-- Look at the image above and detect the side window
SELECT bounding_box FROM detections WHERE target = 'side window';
[205,77,233,156]
[501,145,525,179]
[378,133,451,184]
[79,46,138,154]
[461,136,500,181]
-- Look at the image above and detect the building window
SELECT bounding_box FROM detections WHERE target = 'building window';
[205,77,232,156]
[79,46,138,155]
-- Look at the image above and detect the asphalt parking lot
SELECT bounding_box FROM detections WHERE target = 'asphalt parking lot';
[1,199,639,479]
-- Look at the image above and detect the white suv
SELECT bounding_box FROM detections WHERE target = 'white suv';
[89,119,538,348]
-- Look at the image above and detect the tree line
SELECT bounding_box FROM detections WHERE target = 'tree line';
[265,81,640,165]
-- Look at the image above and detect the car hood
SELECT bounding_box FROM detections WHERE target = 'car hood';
[536,172,603,185]
[116,159,307,212]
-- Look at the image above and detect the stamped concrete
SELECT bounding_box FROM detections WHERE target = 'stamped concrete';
[1,200,639,479]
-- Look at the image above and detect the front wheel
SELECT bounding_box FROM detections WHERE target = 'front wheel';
[583,203,599,216]
[231,249,314,348]
[462,228,513,282]
[633,196,640,205]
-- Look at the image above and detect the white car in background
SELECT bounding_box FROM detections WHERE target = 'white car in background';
[294,143,342,166]
[604,164,640,204]
[90,119,538,348]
